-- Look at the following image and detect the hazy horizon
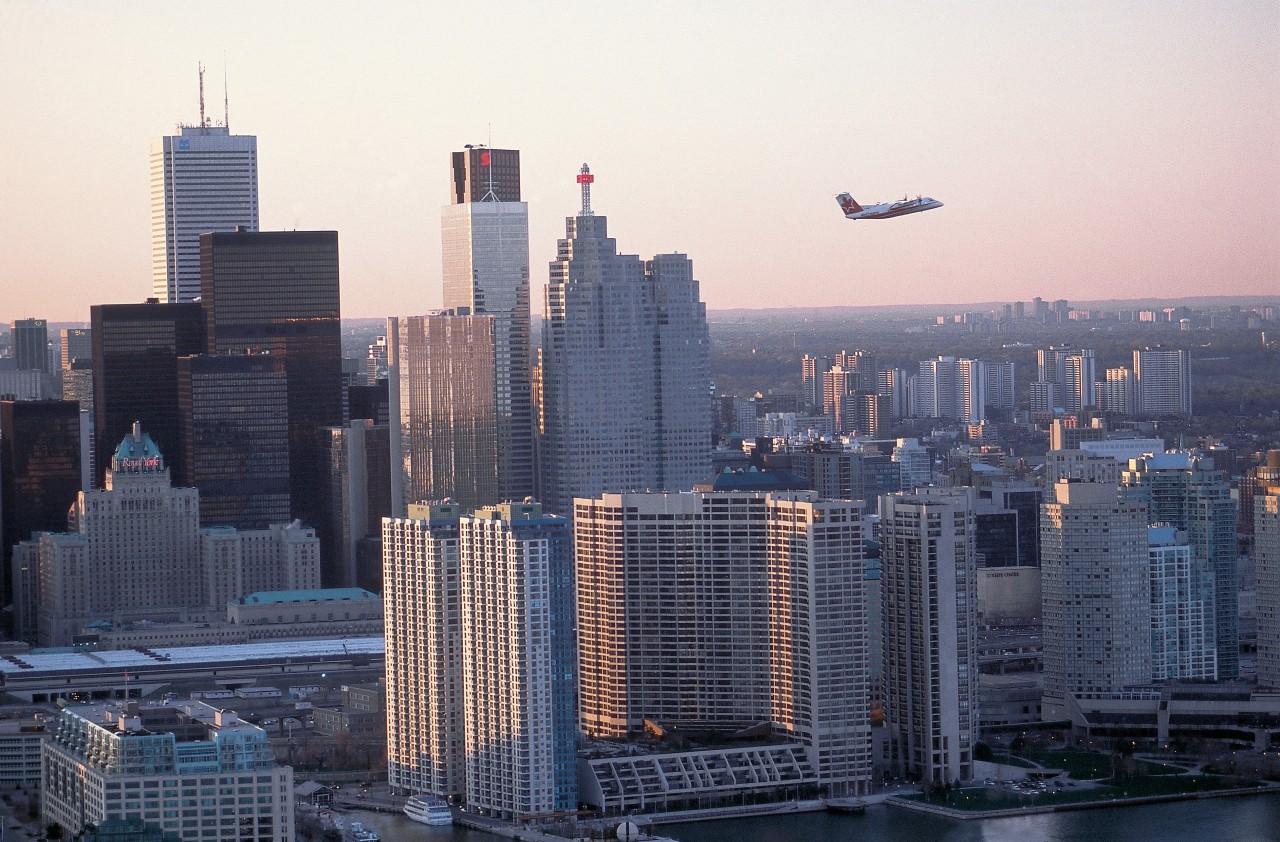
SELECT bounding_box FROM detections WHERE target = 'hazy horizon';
[2,1,1277,322]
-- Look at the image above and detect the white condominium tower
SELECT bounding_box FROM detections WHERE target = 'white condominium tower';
[1041,480,1151,720]
[539,164,711,515]
[383,502,466,801]
[459,503,577,819]
[574,489,872,796]
[441,147,536,502]
[879,486,978,785]
[151,70,258,302]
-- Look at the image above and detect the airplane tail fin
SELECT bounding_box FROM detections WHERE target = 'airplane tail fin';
[836,192,862,216]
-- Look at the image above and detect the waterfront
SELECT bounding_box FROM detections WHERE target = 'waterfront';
[342,792,1280,842]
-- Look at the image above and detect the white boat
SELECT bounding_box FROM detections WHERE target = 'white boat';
[403,794,453,826]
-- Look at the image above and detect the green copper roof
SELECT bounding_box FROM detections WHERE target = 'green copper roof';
[112,422,165,473]
[237,588,379,605]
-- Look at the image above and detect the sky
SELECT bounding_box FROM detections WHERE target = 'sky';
[1,1,1277,322]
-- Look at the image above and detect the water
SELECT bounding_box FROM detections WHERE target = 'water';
[345,793,1280,842]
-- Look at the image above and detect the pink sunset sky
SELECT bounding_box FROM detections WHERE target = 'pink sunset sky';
[1,1,1276,321]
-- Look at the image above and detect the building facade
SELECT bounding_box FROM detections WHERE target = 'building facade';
[539,165,710,515]
[1147,526,1217,681]
[389,313,499,514]
[1041,481,1151,720]
[382,503,466,801]
[1253,451,1280,692]
[574,490,872,796]
[878,487,978,785]
[1133,346,1191,416]
[151,124,258,303]
[1120,452,1239,680]
[42,701,291,841]
[441,146,535,502]
[459,503,576,819]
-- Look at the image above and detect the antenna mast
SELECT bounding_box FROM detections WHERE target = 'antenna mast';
[197,62,207,129]
[223,59,230,130]
[576,163,595,216]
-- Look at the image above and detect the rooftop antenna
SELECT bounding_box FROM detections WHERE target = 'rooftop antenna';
[577,163,594,216]
[222,56,230,130]
[478,144,498,202]
[197,61,207,129]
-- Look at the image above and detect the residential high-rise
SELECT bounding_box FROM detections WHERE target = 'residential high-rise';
[915,355,958,419]
[12,318,49,372]
[383,502,465,801]
[1133,346,1191,416]
[1147,526,1217,681]
[177,354,291,529]
[802,354,833,409]
[389,312,499,514]
[0,400,82,625]
[91,300,205,487]
[956,358,987,424]
[42,701,291,841]
[985,360,1016,413]
[442,147,535,502]
[201,230,343,535]
[1120,452,1239,679]
[459,503,576,819]
[151,110,259,303]
[1063,349,1096,413]
[1041,481,1150,720]
[539,165,710,515]
[879,487,978,785]
[1100,366,1137,415]
[1255,451,1280,691]
[574,490,872,796]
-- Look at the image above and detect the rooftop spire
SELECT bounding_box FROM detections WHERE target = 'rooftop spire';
[576,163,594,216]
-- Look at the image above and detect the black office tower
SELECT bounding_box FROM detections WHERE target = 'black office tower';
[0,399,81,623]
[91,301,205,487]
[201,230,343,536]
[178,354,291,529]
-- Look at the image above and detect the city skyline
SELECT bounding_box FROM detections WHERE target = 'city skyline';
[2,2,1276,321]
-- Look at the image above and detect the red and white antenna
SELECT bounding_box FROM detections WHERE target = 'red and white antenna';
[577,163,594,216]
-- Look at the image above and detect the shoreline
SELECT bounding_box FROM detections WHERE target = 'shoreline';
[885,783,1280,821]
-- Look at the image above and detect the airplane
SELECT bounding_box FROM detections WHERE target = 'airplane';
[836,191,943,220]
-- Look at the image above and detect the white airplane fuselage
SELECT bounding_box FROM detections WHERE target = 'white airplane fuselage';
[837,192,943,220]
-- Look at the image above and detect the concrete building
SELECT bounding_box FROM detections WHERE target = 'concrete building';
[574,490,872,797]
[199,522,321,613]
[11,318,49,372]
[1254,451,1280,692]
[460,503,576,819]
[1041,481,1151,721]
[42,701,291,841]
[1133,346,1191,416]
[321,420,390,588]
[389,313,499,514]
[151,120,258,303]
[382,502,466,801]
[891,437,932,490]
[1120,452,1238,680]
[539,165,710,515]
[441,146,536,503]
[1147,526,1217,681]
[879,487,978,785]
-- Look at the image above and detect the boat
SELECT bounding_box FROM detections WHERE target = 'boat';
[403,794,453,826]
[348,821,380,842]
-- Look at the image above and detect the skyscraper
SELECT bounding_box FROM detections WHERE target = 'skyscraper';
[574,490,872,796]
[0,400,82,625]
[151,95,259,303]
[442,146,535,503]
[539,165,710,514]
[1120,452,1239,679]
[1041,480,1150,720]
[389,312,499,514]
[1147,526,1217,681]
[201,230,343,534]
[91,301,205,487]
[1133,346,1191,416]
[459,503,576,819]
[12,319,49,372]
[383,502,466,800]
[879,487,978,785]
[1255,451,1280,692]
[177,353,291,529]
